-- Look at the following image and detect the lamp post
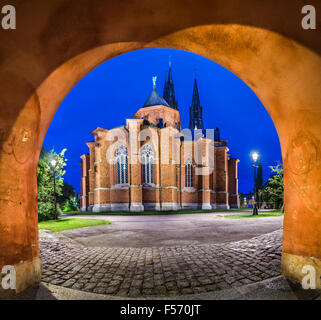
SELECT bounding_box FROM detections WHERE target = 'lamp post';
[251,151,259,216]
[50,159,58,220]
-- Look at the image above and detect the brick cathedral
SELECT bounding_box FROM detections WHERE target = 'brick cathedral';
[80,62,240,212]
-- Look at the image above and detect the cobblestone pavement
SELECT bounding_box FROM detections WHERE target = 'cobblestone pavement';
[40,230,282,297]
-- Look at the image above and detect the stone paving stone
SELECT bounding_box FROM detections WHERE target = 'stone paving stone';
[154,285,167,295]
[142,288,154,295]
[128,288,141,296]
[181,288,194,295]
[83,282,97,291]
[105,286,119,294]
[117,288,129,296]
[40,229,283,297]
[93,288,106,294]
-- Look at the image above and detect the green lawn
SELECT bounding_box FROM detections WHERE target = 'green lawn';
[38,217,111,232]
[64,208,251,216]
[224,211,283,219]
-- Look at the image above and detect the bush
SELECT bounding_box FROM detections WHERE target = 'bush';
[38,202,56,221]
[62,198,79,212]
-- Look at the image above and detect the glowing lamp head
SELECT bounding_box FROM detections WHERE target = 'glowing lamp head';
[251,152,259,162]
[51,159,57,167]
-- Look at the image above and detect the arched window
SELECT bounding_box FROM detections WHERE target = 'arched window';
[116,145,128,184]
[185,158,193,187]
[141,144,154,184]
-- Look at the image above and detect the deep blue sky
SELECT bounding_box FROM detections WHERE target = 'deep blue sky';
[44,48,282,194]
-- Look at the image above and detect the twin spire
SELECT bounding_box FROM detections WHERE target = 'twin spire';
[163,56,178,110]
[189,71,203,130]
[143,58,204,130]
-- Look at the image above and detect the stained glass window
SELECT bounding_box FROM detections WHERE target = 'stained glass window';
[141,144,154,184]
[116,145,128,184]
[185,158,193,187]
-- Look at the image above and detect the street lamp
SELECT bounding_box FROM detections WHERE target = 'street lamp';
[50,159,58,220]
[251,151,259,216]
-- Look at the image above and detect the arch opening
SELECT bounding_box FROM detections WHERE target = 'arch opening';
[1,23,321,294]
[39,47,283,297]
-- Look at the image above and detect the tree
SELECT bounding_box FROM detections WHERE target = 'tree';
[57,182,79,212]
[37,148,67,221]
[262,163,284,211]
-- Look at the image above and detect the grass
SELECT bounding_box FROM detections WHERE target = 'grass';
[38,217,111,232]
[224,210,283,219]
[64,208,251,216]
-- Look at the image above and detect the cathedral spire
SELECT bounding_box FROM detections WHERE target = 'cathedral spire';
[189,72,204,130]
[163,70,169,102]
[163,57,178,110]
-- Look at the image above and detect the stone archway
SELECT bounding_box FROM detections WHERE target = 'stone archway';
[0,0,320,293]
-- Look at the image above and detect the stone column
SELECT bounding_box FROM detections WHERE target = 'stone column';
[159,127,180,211]
[210,146,217,209]
[201,171,211,210]
[200,138,212,210]
[86,142,95,211]
[127,119,144,212]
[91,129,112,212]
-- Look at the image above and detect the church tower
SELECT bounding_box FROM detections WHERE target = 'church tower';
[189,73,204,130]
[163,57,178,110]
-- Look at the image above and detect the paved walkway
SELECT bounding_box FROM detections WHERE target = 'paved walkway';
[60,212,283,247]
[40,221,283,297]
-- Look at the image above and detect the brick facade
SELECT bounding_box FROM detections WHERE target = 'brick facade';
[80,104,240,212]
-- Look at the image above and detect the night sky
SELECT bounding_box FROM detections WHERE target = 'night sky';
[43,48,282,194]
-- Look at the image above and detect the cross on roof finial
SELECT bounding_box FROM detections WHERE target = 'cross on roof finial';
[152,76,157,89]
[169,55,172,67]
